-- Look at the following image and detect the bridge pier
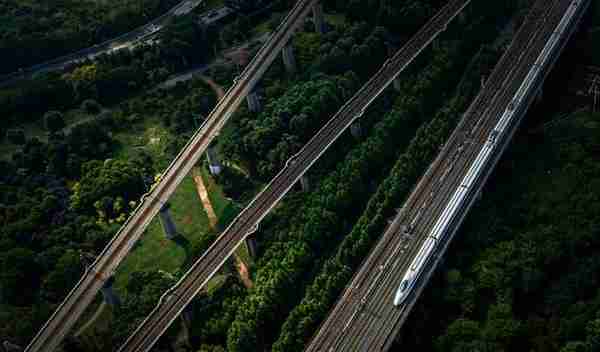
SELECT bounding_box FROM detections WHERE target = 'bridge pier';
[350,121,362,138]
[433,37,441,51]
[181,303,194,324]
[535,85,544,104]
[393,78,402,92]
[2,341,22,352]
[312,2,326,34]
[300,174,310,192]
[100,277,121,306]
[458,9,467,24]
[159,203,178,240]
[245,235,258,258]
[481,75,487,89]
[206,146,222,176]
[282,43,297,74]
[247,90,262,112]
[385,42,402,91]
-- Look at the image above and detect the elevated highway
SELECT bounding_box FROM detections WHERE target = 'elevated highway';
[23,1,320,351]
[117,1,472,351]
[304,0,589,350]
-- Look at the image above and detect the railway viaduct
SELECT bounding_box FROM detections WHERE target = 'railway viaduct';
[305,0,590,350]
[3,0,589,351]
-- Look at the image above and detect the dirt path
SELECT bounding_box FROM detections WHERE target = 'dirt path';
[235,254,254,289]
[192,168,218,229]
[194,76,255,288]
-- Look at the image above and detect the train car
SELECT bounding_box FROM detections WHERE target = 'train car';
[393,236,438,306]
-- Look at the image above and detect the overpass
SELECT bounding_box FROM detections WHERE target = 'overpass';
[304,0,590,350]
[116,1,472,351]
[23,1,324,351]
[0,0,232,88]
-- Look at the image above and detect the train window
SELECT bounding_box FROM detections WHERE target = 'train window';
[399,280,409,292]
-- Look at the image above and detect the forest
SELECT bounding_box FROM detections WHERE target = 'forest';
[0,0,185,74]
[0,0,599,351]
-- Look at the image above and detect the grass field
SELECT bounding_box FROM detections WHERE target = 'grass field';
[114,173,211,291]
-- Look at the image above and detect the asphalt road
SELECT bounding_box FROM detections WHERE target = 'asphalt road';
[0,0,228,88]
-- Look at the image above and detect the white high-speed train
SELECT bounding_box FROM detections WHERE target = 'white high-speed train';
[393,0,586,309]
[393,235,438,306]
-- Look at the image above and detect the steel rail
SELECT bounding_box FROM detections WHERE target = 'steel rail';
[380,2,588,349]
[306,0,585,349]
[350,1,572,349]
[305,0,569,349]
[24,1,318,351]
[117,1,472,351]
[303,0,552,349]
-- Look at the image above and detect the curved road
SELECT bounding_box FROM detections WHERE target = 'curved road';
[0,0,233,88]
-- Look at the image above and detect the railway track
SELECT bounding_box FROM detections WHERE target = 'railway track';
[23,1,318,351]
[305,0,585,350]
[304,0,553,346]
[117,1,472,351]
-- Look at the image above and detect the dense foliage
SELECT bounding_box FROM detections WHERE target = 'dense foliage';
[224,10,507,351]
[0,75,217,346]
[396,110,600,352]
[2,0,598,351]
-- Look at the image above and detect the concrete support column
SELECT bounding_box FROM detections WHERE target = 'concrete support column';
[481,75,487,89]
[350,121,362,138]
[2,341,22,352]
[245,235,258,258]
[100,277,121,306]
[300,175,310,192]
[393,77,402,91]
[247,90,262,112]
[312,2,325,34]
[282,43,297,74]
[181,303,194,324]
[159,203,178,240]
[386,43,402,91]
[206,146,222,176]
[536,85,544,104]
[433,38,441,51]
[458,10,467,24]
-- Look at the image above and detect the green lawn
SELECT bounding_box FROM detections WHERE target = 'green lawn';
[114,173,211,291]
[112,115,175,168]
[113,132,240,291]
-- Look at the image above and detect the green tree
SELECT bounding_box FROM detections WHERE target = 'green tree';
[44,111,66,132]
[0,247,40,306]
